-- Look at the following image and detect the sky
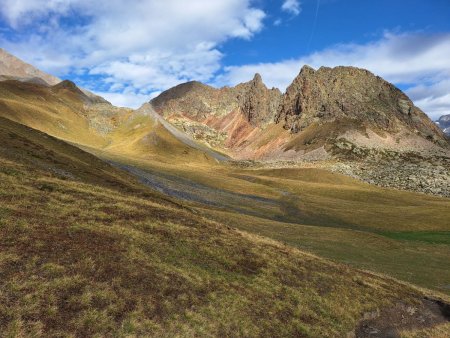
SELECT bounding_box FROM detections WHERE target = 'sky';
[0,0,449,119]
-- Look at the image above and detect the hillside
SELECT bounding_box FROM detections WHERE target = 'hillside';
[0,79,224,164]
[1,116,450,337]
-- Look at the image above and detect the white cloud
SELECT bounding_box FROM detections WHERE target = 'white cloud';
[406,80,450,120]
[218,32,450,120]
[282,0,301,16]
[94,89,161,109]
[0,0,266,107]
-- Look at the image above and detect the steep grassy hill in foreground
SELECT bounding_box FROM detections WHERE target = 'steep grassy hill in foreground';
[98,153,450,295]
[1,114,449,336]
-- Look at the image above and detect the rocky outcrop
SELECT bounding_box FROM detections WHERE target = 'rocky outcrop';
[276,66,447,145]
[436,114,450,136]
[235,73,282,126]
[151,75,281,128]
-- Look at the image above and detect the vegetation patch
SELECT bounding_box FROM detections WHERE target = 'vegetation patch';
[380,231,450,245]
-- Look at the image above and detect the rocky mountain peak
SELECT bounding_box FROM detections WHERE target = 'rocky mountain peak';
[236,74,282,127]
[276,65,447,145]
[252,73,263,84]
[300,64,316,75]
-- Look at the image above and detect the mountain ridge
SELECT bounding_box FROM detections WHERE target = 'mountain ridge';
[150,65,449,162]
[0,49,110,105]
[0,48,61,85]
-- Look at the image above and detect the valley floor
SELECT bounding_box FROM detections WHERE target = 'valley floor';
[94,151,450,296]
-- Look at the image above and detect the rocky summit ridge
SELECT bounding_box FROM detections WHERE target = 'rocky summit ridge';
[150,65,449,161]
[151,74,282,128]
[235,73,282,126]
[276,66,445,144]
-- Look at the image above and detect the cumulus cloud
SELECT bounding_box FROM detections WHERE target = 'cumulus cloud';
[1,2,449,119]
[218,32,450,119]
[0,0,266,107]
[406,80,450,119]
[282,0,301,16]
[94,90,159,109]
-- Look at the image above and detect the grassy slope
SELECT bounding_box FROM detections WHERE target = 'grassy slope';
[102,158,450,295]
[0,80,218,166]
[3,113,449,336]
[1,79,450,335]
[0,81,107,148]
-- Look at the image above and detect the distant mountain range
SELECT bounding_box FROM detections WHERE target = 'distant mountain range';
[0,49,225,165]
[436,114,450,136]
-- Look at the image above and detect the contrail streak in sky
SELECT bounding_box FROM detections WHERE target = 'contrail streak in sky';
[307,0,321,53]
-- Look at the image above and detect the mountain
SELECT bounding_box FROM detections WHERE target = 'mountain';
[0,48,109,104]
[437,114,450,136]
[151,75,283,154]
[0,78,225,165]
[0,48,60,85]
[151,66,449,162]
[277,66,447,148]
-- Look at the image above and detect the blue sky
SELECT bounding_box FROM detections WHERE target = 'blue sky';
[0,0,449,119]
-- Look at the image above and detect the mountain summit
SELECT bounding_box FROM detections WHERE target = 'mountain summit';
[150,66,449,161]
[276,66,444,142]
[0,48,61,85]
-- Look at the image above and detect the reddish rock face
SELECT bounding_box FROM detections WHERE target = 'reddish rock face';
[151,75,282,128]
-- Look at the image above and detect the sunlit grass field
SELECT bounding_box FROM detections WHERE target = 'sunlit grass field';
[97,153,450,295]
